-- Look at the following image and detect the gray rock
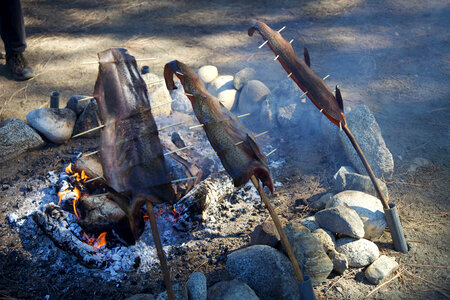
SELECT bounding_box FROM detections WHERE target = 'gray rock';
[237,80,270,114]
[300,216,320,231]
[268,79,321,130]
[125,294,155,300]
[335,237,379,267]
[27,108,76,144]
[72,99,101,138]
[308,193,333,210]
[249,221,280,248]
[145,73,172,116]
[284,223,333,285]
[156,283,187,300]
[207,280,259,300]
[333,166,389,200]
[198,65,218,83]
[0,118,44,164]
[169,81,192,114]
[66,95,92,115]
[226,245,300,300]
[233,67,257,90]
[187,272,207,300]
[312,228,336,253]
[364,255,398,285]
[339,105,394,178]
[407,157,432,173]
[315,205,365,239]
[327,190,386,240]
[328,249,348,274]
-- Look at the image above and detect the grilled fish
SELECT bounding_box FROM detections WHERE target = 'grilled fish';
[94,48,175,241]
[248,21,346,128]
[164,60,273,193]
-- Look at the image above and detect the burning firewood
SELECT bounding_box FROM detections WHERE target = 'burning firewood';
[93,48,175,298]
[248,21,408,253]
[164,60,311,295]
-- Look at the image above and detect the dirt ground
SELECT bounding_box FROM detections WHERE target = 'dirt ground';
[0,0,449,299]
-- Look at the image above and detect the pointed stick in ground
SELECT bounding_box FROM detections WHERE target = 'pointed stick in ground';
[250,175,304,282]
[145,201,175,300]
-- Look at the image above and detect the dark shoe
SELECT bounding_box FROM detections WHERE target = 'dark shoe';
[6,53,35,81]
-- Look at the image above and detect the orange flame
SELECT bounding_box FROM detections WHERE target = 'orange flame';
[58,190,70,205]
[93,232,107,249]
[82,231,107,249]
[65,163,73,174]
[72,187,82,219]
[65,163,89,183]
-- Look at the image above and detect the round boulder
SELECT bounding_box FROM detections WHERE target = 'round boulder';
[238,80,270,114]
[27,108,76,144]
[198,65,219,83]
[233,67,256,90]
[226,245,300,300]
[335,237,379,267]
[327,190,386,240]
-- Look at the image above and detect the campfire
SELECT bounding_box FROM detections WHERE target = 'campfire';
[3,21,410,300]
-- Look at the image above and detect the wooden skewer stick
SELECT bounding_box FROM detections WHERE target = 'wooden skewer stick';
[84,176,104,183]
[152,100,175,109]
[278,26,286,33]
[81,58,156,65]
[265,148,278,157]
[72,124,105,138]
[250,175,304,282]
[145,201,175,300]
[189,113,252,130]
[77,96,95,102]
[171,176,197,183]
[258,40,269,49]
[82,150,99,158]
[158,121,186,131]
[204,130,270,159]
[164,146,192,156]
[81,175,197,185]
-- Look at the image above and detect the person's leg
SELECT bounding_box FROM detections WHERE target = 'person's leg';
[0,0,27,54]
[0,0,34,80]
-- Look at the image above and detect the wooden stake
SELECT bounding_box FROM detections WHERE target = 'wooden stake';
[250,175,304,282]
[342,124,390,209]
[145,201,175,300]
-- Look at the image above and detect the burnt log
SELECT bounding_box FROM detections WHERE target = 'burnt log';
[173,172,235,231]
[32,203,106,268]
[77,194,141,246]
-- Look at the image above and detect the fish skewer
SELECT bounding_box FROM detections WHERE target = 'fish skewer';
[249,21,408,253]
[164,60,306,285]
[94,48,175,299]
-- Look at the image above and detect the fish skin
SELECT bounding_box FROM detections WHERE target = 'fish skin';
[248,22,346,127]
[164,60,273,193]
[94,48,175,241]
